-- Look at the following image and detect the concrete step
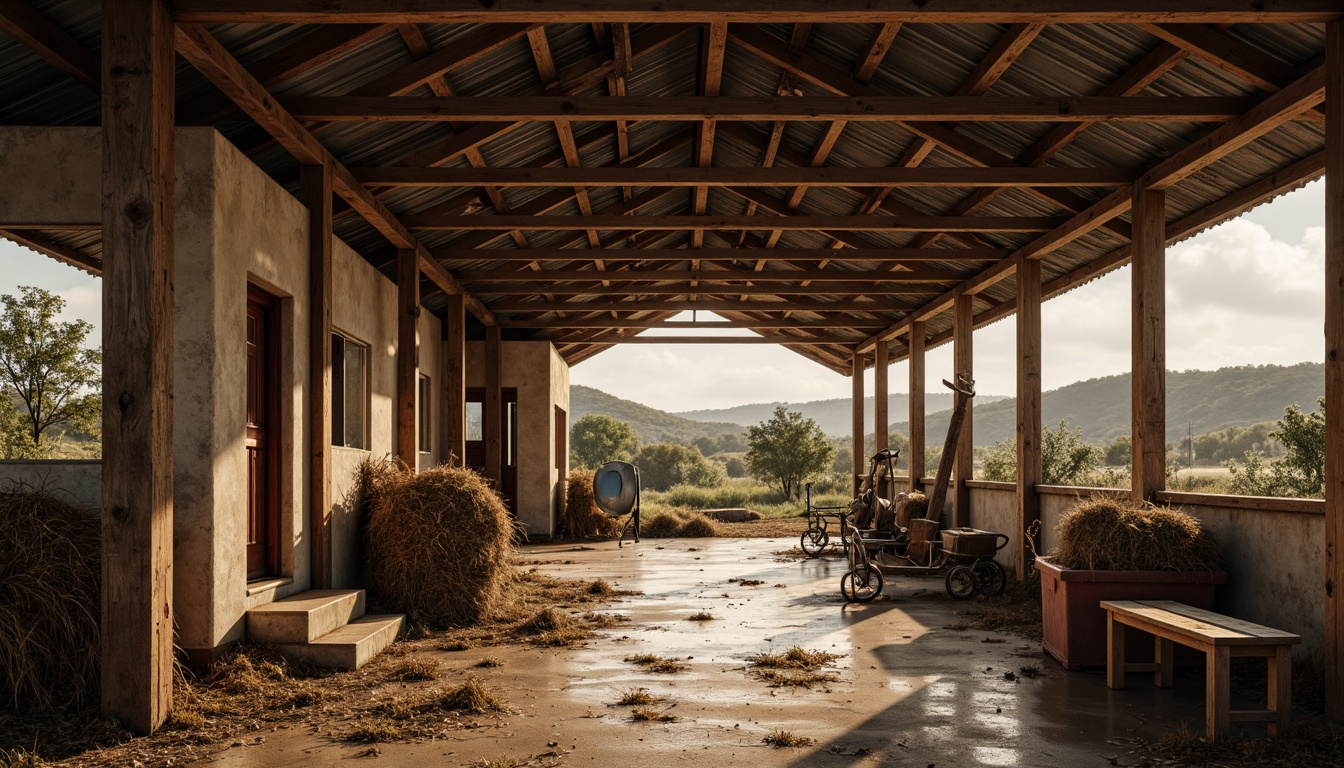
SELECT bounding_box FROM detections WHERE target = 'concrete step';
[246,589,365,644]
[275,614,404,670]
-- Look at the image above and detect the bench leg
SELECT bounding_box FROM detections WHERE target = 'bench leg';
[1268,646,1292,737]
[1107,610,1126,690]
[1155,636,1174,688]
[1206,646,1230,742]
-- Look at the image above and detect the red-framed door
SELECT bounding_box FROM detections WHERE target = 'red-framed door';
[246,286,281,580]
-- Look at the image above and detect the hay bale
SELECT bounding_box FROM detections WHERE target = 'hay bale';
[678,513,719,538]
[897,492,928,526]
[638,510,686,538]
[562,469,621,539]
[0,482,100,714]
[361,459,518,626]
[1050,497,1223,572]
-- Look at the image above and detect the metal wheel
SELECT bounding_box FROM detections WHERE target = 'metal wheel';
[945,565,976,600]
[971,560,1006,597]
[800,525,829,557]
[841,563,884,603]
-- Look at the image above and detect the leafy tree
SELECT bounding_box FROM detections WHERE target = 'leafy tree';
[0,287,101,457]
[570,414,638,470]
[633,442,724,491]
[693,432,747,457]
[1103,435,1131,467]
[0,392,42,459]
[980,420,1102,485]
[746,406,834,500]
[1224,399,1326,499]
[724,456,748,479]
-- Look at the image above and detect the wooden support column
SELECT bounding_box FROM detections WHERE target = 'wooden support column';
[485,325,503,484]
[852,351,865,495]
[1324,17,1343,724]
[1131,187,1167,503]
[1016,256,1042,580]
[396,248,419,470]
[953,294,974,527]
[908,322,925,492]
[300,162,332,589]
[874,340,889,497]
[100,0,174,735]
[443,294,466,466]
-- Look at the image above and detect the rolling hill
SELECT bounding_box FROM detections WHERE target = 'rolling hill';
[675,392,1009,438]
[569,385,744,445]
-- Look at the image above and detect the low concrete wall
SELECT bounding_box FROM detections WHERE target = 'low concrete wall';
[0,460,101,510]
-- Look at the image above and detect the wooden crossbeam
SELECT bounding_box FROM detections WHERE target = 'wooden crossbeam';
[354,166,1141,188]
[405,214,1065,231]
[472,282,944,295]
[434,247,1007,262]
[458,268,961,282]
[482,298,911,312]
[282,95,1260,122]
[0,0,99,91]
[557,334,858,344]
[171,2,1344,24]
[503,318,889,329]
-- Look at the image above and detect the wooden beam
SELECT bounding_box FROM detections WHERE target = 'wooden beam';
[354,166,1141,188]
[282,94,1260,123]
[0,229,101,275]
[1324,17,1344,725]
[853,22,901,83]
[953,294,973,528]
[1015,255,1041,581]
[406,214,1065,232]
[471,284,941,298]
[483,298,910,313]
[443,294,466,467]
[458,268,963,283]
[852,352,865,496]
[1131,187,1166,503]
[0,0,99,90]
[874,340,889,454]
[300,162,333,589]
[557,335,860,344]
[100,0,174,736]
[350,23,536,97]
[504,317,888,329]
[397,249,419,470]
[171,2,1344,24]
[484,325,503,484]
[437,247,1006,263]
[908,322,925,492]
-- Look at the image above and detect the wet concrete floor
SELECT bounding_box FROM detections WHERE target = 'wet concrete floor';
[202,537,1216,767]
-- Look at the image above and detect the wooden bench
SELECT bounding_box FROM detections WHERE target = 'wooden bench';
[1100,600,1299,742]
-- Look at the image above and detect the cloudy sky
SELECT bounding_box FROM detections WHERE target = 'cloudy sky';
[0,180,1325,414]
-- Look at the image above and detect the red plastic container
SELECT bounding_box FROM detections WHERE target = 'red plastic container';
[1035,558,1227,670]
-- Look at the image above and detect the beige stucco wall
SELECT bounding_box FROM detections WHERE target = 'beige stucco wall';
[464,340,569,538]
[0,127,102,225]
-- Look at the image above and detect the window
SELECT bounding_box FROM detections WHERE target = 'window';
[331,332,368,450]
[465,401,483,442]
[418,373,431,454]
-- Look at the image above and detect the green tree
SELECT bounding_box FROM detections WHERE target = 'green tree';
[980,420,1102,485]
[1103,435,1131,467]
[0,287,101,457]
[569,414,638,470]
[1271,398,1325,497]
[746,406,834,500]
[724,455,748,478]
[633,442,724,491]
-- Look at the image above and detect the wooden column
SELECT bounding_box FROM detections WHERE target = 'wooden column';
[1131,187,1166,503]
[100,0,174,735]
[300,162,332,589]
[874,340,889,453]
[396,248,419,470]
[953,294,974,528]
[485,324,503,484]
[443,294,466,466]
[851,351,865,495]
[1016,256,1043,580]
[908,322,926,492]
[1324,17,1344,724]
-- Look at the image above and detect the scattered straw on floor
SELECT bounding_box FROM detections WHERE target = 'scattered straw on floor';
[625,654,688,674]
[616,688,655,706]
[945,577,1043,641]
[629,708,679,723]
[748,647,841,688]
[763,730,815,748]
[1049,498,1223,572]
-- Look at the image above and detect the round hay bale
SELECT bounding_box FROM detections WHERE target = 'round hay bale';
[0,482,100,714]
[362,460,518,626]
[638,510,686,538]
[677,513,719,538]
[562,469,620,539]
[1050,497,1223,572]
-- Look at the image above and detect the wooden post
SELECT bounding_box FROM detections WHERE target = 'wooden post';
[1324,17,1344,724]
[396,248,418,470]
[100,0,174,735]
[874,341,889,452]
[908,322,925,492]
[1131,187,1166,503]
[300,162,332,589]
[485,324,503,483]
[851,351,865,495]
[1016,255,1042,580]
[953,294,973,528]
[443,294,466,467]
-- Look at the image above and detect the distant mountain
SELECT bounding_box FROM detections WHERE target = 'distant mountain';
[891,362,1324,447]
[569,385,744,445]
[675,392,1009,438]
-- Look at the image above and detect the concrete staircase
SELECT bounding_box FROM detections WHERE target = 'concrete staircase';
[246,589,403,669]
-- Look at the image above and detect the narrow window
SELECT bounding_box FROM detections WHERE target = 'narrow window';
[418,373,431,454]
[331,332,368,450]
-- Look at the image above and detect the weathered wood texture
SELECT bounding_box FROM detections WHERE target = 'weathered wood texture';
[852,351,864,496]
[953,294,973,527]
[485,325,503,483]
[300,162,332,588]
[874,341,888,454]
[443,295,466,467]
[908,322,925,493]
[100,0,174,735]
[1131,187,1166,502]
[0,0,99,90]
[1015,256,1042,580]
[397,249,419,469]
[1324,17,1344,725]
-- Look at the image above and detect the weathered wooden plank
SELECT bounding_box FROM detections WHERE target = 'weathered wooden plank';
[1015,255,1041,581]
[436,247,1008,263]
[397,249,419,470]
[405,214,1064,232]
[459,268,960,282]
[1325,17,1344,725]
[300,162,332,588]
[852,351,865,496]
[100,0,174,735]
[559,335,859,344]
[443,294,466,467]
[484,325,503,483]
[0,0,99,90]
[874,340,889,455]
[505,317,886,330]
[953,294,973,528]
[908,322,925,493]
[483,299,909,313]
[1131,188,1166,502]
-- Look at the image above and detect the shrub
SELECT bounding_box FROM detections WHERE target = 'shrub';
[633,443,724,491]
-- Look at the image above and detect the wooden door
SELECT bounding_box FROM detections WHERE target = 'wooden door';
[466,388,518,514]
[246,287,281,580]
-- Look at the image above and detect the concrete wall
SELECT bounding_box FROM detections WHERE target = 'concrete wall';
[464,340,568,538]
[966,482,1019,570]
[0,460,101,510]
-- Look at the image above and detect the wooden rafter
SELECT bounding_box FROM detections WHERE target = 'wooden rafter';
[405,213,1066,231]
[0,0,99,91]
[432,247,1007,262]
